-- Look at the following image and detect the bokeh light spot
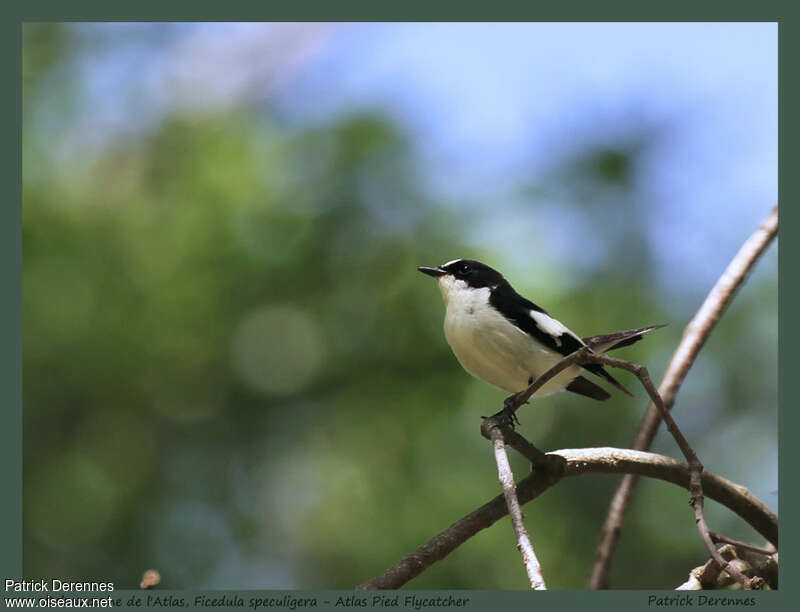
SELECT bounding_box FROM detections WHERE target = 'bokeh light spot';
[231,305,325,396]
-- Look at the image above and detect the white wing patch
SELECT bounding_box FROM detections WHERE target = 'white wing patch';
[530,310,577,347]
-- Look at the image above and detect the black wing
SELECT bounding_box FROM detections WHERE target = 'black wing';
[490,283,633,396]
[488,283,578,355]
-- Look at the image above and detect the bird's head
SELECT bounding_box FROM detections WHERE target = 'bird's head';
[418,259,505,304]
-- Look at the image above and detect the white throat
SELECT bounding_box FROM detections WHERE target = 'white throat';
[437,275,470,305]
[437,276,495,313]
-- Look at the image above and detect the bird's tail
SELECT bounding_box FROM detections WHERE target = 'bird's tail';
[582,324,667,354]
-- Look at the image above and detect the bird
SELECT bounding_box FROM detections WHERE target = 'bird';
[418,258,664,413]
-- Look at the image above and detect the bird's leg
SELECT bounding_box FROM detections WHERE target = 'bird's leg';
[483,378,532,428]
[483,391,524,428]
[483,403,520,429]
[501,393,523,426]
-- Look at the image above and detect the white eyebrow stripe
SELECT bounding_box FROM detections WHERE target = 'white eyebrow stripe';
[442,258,463,268]
[529,310,575,347]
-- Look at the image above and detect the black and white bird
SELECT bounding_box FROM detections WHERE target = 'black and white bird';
[418,259,663,404]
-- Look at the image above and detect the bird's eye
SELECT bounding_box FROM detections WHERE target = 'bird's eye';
[460,263,470,274]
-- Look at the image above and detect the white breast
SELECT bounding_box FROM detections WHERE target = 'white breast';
[438,278,580,395]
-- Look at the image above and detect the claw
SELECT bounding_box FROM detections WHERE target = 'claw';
[482,391,524,429]
[488,398,521,428]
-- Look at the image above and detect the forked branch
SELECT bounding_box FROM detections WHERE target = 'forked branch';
[355,445,776,589]
[494,349,761,588]
[588,204,778,589]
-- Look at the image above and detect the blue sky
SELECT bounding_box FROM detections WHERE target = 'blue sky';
[277,23,777,293]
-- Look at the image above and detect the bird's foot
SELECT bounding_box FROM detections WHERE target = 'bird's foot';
[482,394,522,429]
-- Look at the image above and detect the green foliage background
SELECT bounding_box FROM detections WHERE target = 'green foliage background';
[22,24,777,589]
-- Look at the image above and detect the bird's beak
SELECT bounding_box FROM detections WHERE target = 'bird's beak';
[418,265,446,278]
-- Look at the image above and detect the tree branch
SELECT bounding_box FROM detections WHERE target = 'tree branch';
[588,204,778,589]
[544,448,777,547]
[675,545,776,590]
[576,352,757,587]
[355,447,777,590]
[488,342,756,585]
[708,531,776,557]
[483,422,547,589]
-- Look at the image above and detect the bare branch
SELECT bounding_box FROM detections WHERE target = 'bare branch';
[495,427,551,468]
[484,423,547,589]
[675,545,773,591]
[708,531,776,557]
[492,343,758,586]
[356,447,777,590]
[588,204,778,589]
[555,448,777,547]
[574,352,757,588]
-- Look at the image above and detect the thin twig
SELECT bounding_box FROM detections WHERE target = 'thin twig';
[490,336,766,589]
[484,423,547,589]
[356,458,561,590]
[355,446,777,589]
[576,352,756,588]
[504,346,593,413]
[588,205,778,589]
[496,427,551,468]
[708,531,776,557]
